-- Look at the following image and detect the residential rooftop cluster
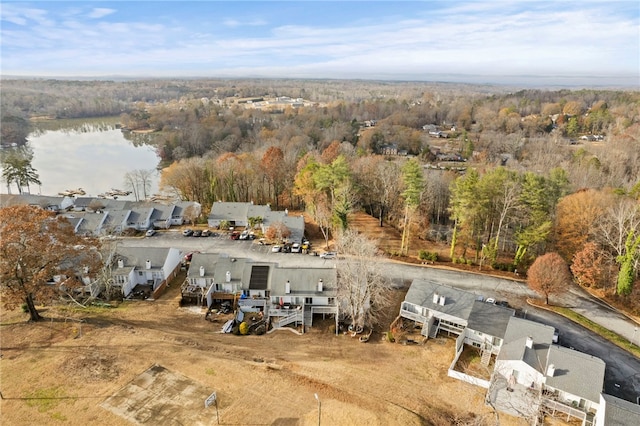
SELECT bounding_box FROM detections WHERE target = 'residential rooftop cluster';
[400,279,639,425]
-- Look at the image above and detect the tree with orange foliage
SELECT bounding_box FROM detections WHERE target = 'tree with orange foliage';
[553,188,608,262]
[264,221,291,243]
[0,205,102,321]
[261,146,285,209]
[321,141,341,164]
[571,242,612,291]
[527,252,572,305]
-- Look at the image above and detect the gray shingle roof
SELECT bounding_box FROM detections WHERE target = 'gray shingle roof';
[208,202,252,221]
[497,317,554,370]
[270,267,337,296]
[187,253,221,279]
[115,247,171,270]
[601,393,640,425]
[467,301,515,339]
[404,279,478,322]
[545,345,605,403]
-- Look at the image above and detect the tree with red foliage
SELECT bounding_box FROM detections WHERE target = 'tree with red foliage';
[527,252,572,304]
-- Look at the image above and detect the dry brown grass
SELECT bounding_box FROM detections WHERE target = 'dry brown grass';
[0,211,534,425]
[0,276,526,426]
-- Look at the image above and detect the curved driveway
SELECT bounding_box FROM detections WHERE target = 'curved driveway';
[120,230,640,403]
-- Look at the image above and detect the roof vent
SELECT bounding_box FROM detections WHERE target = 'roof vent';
[317,279,323,292]
[199,266,205,277]
[117,259,124,268]
[433,293,439,304]
[439,295,446,306]
[525,336,533,349]
[225,271,231,282]
[145,259,151,269]
[285,280,291,294]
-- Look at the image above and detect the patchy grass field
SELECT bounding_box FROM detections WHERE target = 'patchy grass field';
[0,211,531,425]
[0,278,526,426]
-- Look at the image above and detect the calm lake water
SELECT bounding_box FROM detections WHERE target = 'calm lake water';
[2,122,162,200]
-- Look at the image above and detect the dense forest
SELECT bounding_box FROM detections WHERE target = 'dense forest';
[1,78,639,311]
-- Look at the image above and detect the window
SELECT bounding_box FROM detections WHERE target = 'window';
[305,297,313,304]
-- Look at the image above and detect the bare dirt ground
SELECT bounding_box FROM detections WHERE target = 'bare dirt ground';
[0,212,528,426]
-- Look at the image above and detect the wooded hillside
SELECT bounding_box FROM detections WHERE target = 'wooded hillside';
[2,78,639,312]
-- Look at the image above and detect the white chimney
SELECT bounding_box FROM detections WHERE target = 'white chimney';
[439,295,446,306]
[547,364,555,377]
[117,259,124,268]
[199,266,205,277]
[145,259,151,269]
[225,271,231,282]
[317,279,323,292]
[285,280,291,294]
[525,336,533,349]
[433,293,439,304]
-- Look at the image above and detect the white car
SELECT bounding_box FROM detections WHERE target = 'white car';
[272,245,282,253]
[145,229,156,237]
[320,251,336,259]
[291,243,301,253]
[553,329,559,343]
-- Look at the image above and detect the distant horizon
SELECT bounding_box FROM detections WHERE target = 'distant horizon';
[1,73,637,91]
[2,1,638,88]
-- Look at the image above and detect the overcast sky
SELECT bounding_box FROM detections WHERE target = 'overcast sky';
[1,1,638,86]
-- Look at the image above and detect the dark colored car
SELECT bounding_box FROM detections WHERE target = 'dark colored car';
[192,229,202,237]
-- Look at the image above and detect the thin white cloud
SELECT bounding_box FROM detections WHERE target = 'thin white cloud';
[88,8,116,19]
[223,17,267,28]
[1,2,637,85]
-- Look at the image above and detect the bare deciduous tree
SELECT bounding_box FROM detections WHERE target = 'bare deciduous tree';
[335,230,392,329]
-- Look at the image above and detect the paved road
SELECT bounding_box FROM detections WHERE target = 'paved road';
[119,230,640,403]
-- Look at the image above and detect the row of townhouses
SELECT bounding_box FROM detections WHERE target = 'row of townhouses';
[399,279,639,425]
[3,194,638,424]
[101,247,640,425]
[0,195,305,241]
[0,194,201,235]
[98,247,338,332]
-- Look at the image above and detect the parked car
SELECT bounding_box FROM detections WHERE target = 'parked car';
[291,243,301,253]
[182,229,193,237]
[145,229,156,237]
[553,329,559,343]
[271,245,282,253]
[230,231,240,240]
[184,251,200,262]
[239,230,249,240]
[192,229,202,237]
[320,251,337,259]
[201,229,211,237]
[485,297,496,304]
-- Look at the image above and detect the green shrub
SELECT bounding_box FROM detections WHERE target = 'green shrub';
[418,250,438,262]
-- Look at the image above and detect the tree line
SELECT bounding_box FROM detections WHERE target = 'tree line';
[1,78,639,311]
